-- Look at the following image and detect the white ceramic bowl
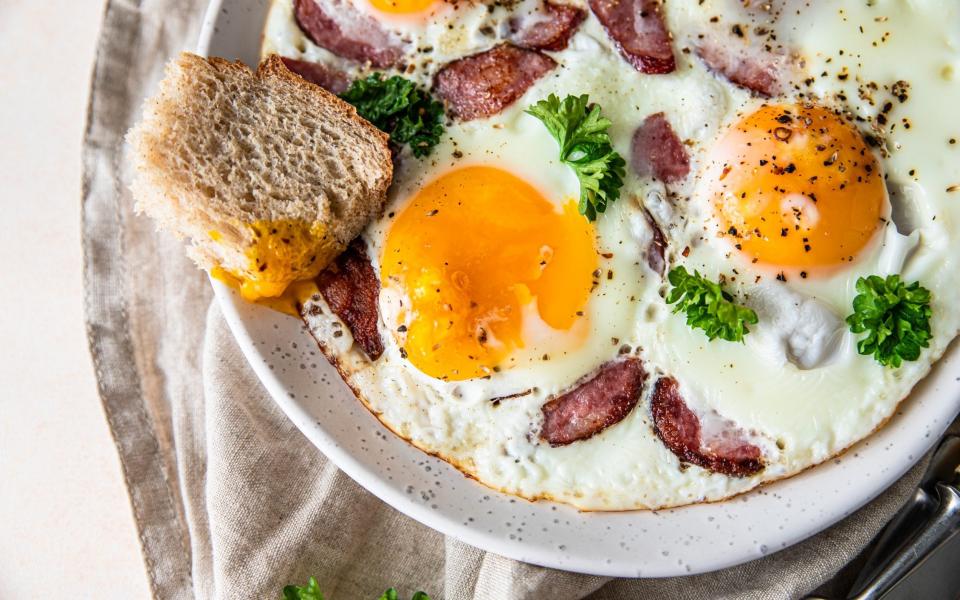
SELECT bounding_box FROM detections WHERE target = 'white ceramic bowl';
[198,0,960,577]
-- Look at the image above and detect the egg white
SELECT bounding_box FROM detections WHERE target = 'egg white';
[272,0,960,509]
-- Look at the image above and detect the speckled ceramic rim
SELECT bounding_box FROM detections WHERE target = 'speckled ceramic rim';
[199,0,960,578]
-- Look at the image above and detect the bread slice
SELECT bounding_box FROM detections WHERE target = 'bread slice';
[128,52,392,301]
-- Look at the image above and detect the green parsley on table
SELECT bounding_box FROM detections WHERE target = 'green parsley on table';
[283,577,324,600]
[378,589,431,600]
[340,73,444,158]
[666,266,759,343]
[281,579,431,600]
[526,94,626,221]
[846,274,932,368]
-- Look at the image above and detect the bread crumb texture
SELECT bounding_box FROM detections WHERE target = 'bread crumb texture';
[127,52,392,302]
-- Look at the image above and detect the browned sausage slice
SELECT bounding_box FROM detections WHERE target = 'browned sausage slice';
[433,44,557,121]
[651,377,764,477]
[279,56,350,94]
[509,1,587,52]
[695,43,781,97]
[631,112,690,184]
[588,0,676,74]
[294,0,403,68]
[315,239,384,360]
[540,358,646,446]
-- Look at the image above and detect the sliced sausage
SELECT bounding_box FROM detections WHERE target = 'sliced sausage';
[433,43,557,121]
[651,377,764,477]
[540,358,646,446]
[279,56,350,94]
[631,112,690,184]
[315,240,384,360]
[695,43,781,97]
[509,1,587,52]
[294,0,403,68]
[588,0,675,74]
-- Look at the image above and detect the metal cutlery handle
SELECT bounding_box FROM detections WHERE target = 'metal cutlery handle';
[848,486,938,593]
[848,483,960,600]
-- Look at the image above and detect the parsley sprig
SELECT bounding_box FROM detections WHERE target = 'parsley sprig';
[846,274,932,368]
[340,73,444,158]
[379,589,430,600]
[282,578,431,600]
[283,577,324,600]
[526,94,625,221]
[666,267,758,342]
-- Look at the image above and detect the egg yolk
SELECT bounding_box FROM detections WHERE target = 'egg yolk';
[708,103,886,270]
[367,0,436,15]
[381,166,597,381]
[210,219,339,303]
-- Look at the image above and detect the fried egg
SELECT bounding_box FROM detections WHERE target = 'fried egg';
[266,0,960,509]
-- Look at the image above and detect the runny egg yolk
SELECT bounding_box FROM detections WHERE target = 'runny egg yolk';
[708,103,887,270]
[367,0,436,16]
[381,166,597,381]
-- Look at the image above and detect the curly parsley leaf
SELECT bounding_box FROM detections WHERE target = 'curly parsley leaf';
[845,274,932,368]
[341,73,445,158]
[666,267,759,342]
[283,577,324,600]
[526,94,626,221]
[281,580,430,600]
[377,589,430,600]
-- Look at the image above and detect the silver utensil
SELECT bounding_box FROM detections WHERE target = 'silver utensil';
[847,481,960,599]
[806,435,960,599]
[807,435,960,599]
[848,435,960,596]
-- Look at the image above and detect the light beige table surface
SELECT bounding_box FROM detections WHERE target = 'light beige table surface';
[0,1,152,596]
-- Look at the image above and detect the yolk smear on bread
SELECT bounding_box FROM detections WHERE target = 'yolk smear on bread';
[210,219,339,314]
[211,267,321,317]
[241,220,339,300]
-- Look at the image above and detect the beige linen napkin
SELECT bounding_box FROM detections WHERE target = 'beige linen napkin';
[82,1,935,598]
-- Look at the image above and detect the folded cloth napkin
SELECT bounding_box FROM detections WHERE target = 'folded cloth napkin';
[82,1,936,598]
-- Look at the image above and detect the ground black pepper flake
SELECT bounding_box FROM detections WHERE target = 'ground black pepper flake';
[774,127,792,141]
